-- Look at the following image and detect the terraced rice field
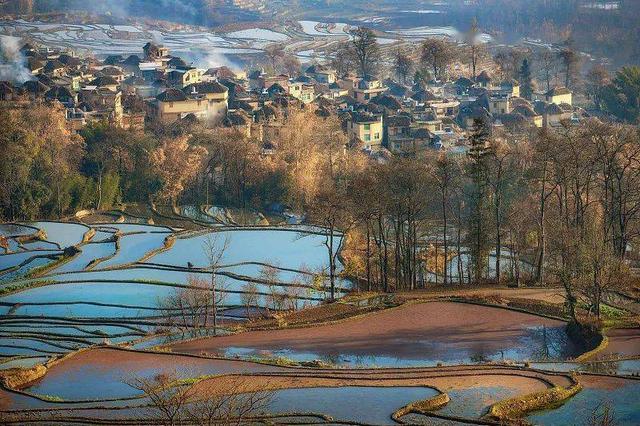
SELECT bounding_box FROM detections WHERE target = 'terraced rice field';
[0,215,349,360]
[1,211,639,424]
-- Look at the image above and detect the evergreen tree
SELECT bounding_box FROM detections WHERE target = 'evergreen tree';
[519,58,533,100]
[466,118,492,283]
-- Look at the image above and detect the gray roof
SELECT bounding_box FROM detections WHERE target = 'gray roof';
[157,88,187,102]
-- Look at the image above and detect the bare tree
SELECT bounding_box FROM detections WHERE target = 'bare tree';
[558,47,581,89]
[185,379,273,426]
[466,18,487,80]
[586,64,611,110]
[349,26,380,77]
[203,234,229,335]
[330,41,356,78]
[260,264,286,311]
[264,44,286,74]
[282,54,301,77]
[393,49,414,84]
[240,281,260,319]
[536,49,557,92]
[429,154,462,286]
[127,372,191,426]
[308,186,355,301]
[159,275,227,335]
[420,39,455,81]
[127,372,273,426]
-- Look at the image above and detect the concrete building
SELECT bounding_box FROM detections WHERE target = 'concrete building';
[347,111,384,152]
[153,81,228,124]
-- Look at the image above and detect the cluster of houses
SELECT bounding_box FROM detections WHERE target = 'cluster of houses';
[0,41,589,158]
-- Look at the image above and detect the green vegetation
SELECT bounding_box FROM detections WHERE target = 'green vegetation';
[486,383,582,421]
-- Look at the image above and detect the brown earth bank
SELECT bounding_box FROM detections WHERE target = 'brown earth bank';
[396,286,568,305]
[170,301,570,361]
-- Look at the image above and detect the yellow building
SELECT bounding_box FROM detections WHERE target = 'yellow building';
[154,82,228,125]
[288,82,315,103]
[545,87,572,106]
[347,112,384,152]
[352,79,387,103]
[167,68,204,88]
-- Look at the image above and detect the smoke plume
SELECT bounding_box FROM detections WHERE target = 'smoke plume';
[0,36,33,84]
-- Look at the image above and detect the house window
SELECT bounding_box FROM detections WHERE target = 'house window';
[374,132,380,140]
[365,93,370,100]
[169,102,174,108]
[364,124,370,131]
[364,134,371,142]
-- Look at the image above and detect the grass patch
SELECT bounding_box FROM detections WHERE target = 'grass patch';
[392,392,450,420]
[485,383,582,421]
[38,394,64,402]
[0,279,56,296]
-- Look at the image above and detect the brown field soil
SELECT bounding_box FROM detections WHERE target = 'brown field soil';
[39,347,286,376]
[190,364,563,396]
[18,347,287,405]
[600,328,640,358]
[579,373,639,390]
[171,301,567,360]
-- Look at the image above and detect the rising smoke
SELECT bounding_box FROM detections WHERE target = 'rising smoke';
[0,36,33,84]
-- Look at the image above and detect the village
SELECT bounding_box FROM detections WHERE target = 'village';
[0,32,587,159]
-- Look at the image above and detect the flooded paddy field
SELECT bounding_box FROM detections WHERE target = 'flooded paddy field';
[171,301,579,366]
[0,13,497,68]
[528,375,640,425]
[266,386,438,424]
[0,219,348,360]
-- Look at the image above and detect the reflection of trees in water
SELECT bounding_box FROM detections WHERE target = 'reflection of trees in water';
[583,360,620,375]
[470,349,491,364]
[469,342,506,364]
[320,353,341,366]
[529,326,573,361]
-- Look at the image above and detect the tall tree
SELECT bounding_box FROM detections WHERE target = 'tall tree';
[264,44,285,74]
[536,49,557,92]
[430,154,462,286]
[330,41,355,77]
[602,66,640,123]
[349,27,380,77]
[466,17,486,80]
[557,47,581,89]
[585,64,610,110]
[519,58,533,100]
[467,118,492,283]
[420,39,455,81]
[393,49,414,85]
[151,136,207,206]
